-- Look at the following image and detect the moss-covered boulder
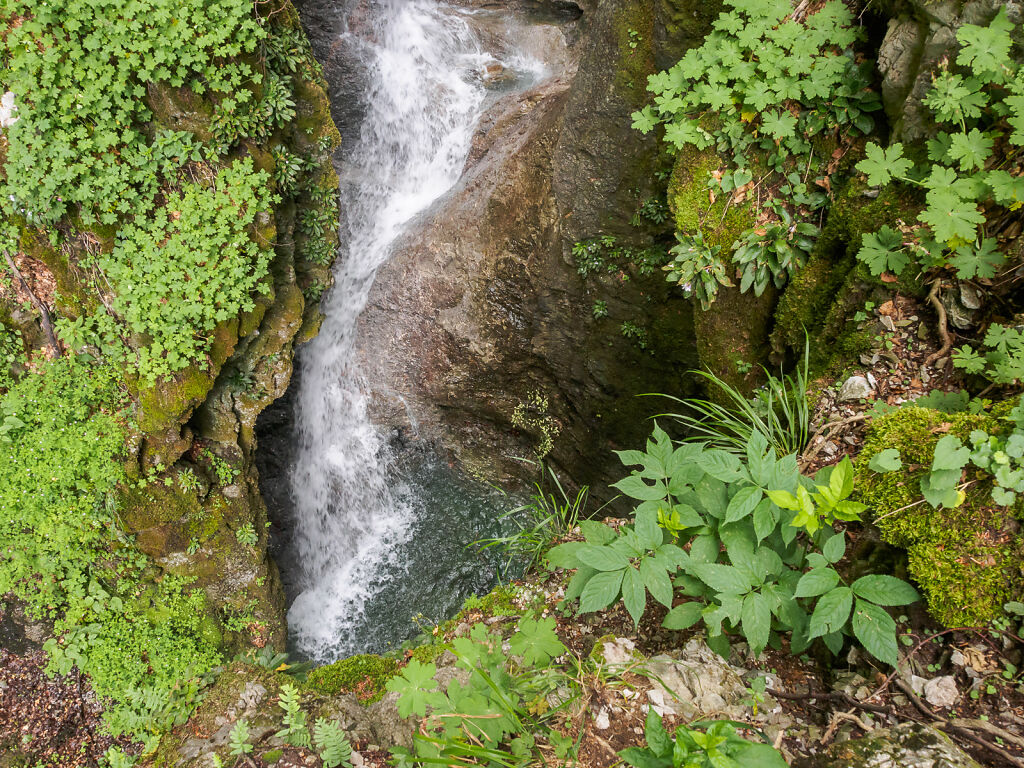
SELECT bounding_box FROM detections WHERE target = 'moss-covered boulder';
[807,722,982,768]
[855,406,1024,627]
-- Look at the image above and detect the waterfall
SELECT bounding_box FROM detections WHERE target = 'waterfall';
[286,0,543,662]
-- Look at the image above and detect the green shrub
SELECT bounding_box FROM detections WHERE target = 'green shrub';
[0,0,265,226]
[549,425,918,666]
[0,356,127,609]
[98,159,276,382]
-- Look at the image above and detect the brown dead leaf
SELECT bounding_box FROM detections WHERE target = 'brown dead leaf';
[880,272,899,283]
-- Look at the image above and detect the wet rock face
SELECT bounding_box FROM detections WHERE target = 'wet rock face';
[877,0,1021,143]
[347,0,704,491]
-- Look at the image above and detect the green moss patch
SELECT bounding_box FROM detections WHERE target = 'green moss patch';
[306,654,399,704]
[855,406,1024,626]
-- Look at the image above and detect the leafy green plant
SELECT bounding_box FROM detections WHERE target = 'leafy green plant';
[387,619,578,767]
[663,338,810,457]
[620,321,650,350]
[635,0,879,305]
[663,231,729,309]
[591,300,609,319]
[275,683,311,748]
[314,718,353,768]
[235,523,259,548]
[0,0,264,226]
[621,709,786,768]
[953,323,1024,386]
[0,322,24,392]
[549,425,918,665]
[511,390,560,459]
[474,465,589,575]
[854,8,1023,280]
[869,396,1024,507]
[96,158,275,382]
[572,235,669,279]
[229,718,254,757]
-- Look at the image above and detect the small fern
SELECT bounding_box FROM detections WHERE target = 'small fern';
[228,719,253,757]
[275,683,311,747]
[314,717,353,768]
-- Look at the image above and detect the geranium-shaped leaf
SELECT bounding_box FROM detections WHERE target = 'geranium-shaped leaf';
[948,238,1004,279]
[955,7,1014,82]
[386,660,443,718]
[919,188,985,243]
[947,128,994,171]
[857,226,908,276]
[509,616,566,666]
[856,143,912,186]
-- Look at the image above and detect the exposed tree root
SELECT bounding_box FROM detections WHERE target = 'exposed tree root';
[922,279,952,369]
[3,248,62,358]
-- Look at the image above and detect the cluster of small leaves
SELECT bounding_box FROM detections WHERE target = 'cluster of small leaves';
[210,71,296,152]
[953,323,1024,386]
[0,321,24,392]
[664,232,728,310]
[572,235,669,279]
[0,356,127,609]
[854,8,1023,279]
[0,0,265,226]
[548,426,919,666]
[621,710,786,768]
[388,618,578,767]
[869,396,1024,507]
[635,0,879,305]
[297,183,341,266]
[45,576,222,739]
[96,159,275,382]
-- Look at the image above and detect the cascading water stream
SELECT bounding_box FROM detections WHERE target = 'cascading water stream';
[285,0,544,662]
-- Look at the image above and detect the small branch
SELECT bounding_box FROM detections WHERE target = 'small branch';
[923,279,952,369]
[3,249,61,357]
[895,680,1024,768]
[768,688,891,715]
[951,717,1024,751]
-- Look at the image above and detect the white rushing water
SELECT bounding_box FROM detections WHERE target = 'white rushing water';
[286,0,543,661]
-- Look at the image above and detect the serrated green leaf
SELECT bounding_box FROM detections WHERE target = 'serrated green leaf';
[579,569,625,613]
[851,575,919,606]
[662,601,704,630]
[808,586,853,639]
[851,598,899,666]
[794,567,840,598]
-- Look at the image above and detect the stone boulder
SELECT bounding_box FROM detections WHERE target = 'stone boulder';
[808,722,983,768]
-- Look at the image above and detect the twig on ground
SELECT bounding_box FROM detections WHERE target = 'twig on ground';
[820,709,874,745]
[895,680,1024,768]
[799,413,869,469]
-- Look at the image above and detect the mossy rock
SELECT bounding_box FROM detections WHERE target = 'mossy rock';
[855,405,1024,626]
[306,654,399,704]
[668,145,755,253]
[772,175,924,367]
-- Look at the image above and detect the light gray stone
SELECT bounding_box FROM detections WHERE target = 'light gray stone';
[838,375,873,402]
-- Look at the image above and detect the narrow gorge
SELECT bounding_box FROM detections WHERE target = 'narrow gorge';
[2,0,1023,767]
